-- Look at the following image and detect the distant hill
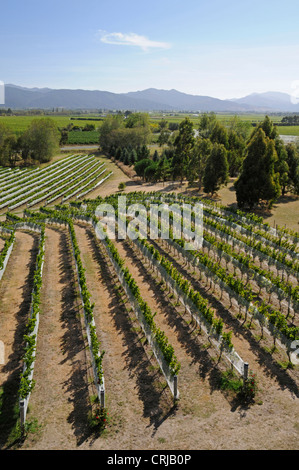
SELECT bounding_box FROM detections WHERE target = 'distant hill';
[229,91,299,112]
[124,88,251,112]
[2,84,299,113]
[2,84,166,112]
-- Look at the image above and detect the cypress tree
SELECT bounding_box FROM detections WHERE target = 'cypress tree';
[203,143,229,195]
[286,143,299,194]
[172,117,195,183]
[235,128,281,209]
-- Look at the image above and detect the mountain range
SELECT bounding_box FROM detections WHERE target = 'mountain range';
[2,84,299,113]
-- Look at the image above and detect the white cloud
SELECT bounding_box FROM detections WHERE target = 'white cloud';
[97,30,171,51]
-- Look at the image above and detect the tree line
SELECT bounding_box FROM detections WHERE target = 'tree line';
[99,112,299,210]
[281,115,299,125]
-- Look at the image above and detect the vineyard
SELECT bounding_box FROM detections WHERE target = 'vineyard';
[0,154,113,211]
[0,179,299,449]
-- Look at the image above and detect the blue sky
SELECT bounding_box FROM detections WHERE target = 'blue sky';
[1,0,299,99]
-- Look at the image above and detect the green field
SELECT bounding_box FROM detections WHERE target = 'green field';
[275,125,299,136]
[67,130,100,144]
[0,113,298,145]
[0,115,103,137]
[150,112,282,124]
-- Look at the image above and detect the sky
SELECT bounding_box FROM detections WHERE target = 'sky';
[1,0,299,99]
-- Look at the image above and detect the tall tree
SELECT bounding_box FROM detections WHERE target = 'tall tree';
[98,113,151,154]
[20,118,60,163]
[136,144,150,161]
[0,122,15,166]
[250,115,289,196]
[155,155,171,183]
[134,158,152,181]
[98,114,123,154]
[286,143,299,194]
[235,128,281,209]
[193,137,213,189]
[274,138,289,196]
[198,112,217,139]
[227,115,252,142]
[172,117,195,183]
[209,121,229,148]
[226,129,246,176]
[203,143,229,195]
[257,115,279,140]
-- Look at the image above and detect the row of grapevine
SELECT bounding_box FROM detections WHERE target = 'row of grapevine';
[26,157,101,207]
[139,192,299,283]
[0,229,15,280]
[202,214,298,284]
[160,192,299,246]
[170,235,298,356]
[120,194,298,315]
[142,200,298,318]
[17,207,181,405]
[0,155,89,209]
[19,223,45,427]
[200,197,299,246]
[201,204,299,262]
[58,206,182,398]
[201,231,298,319]
[6,159,104,210]
[0,154,81,199]
[1,187,297,437]
[0,154,78,190]
[68,219,106,406]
